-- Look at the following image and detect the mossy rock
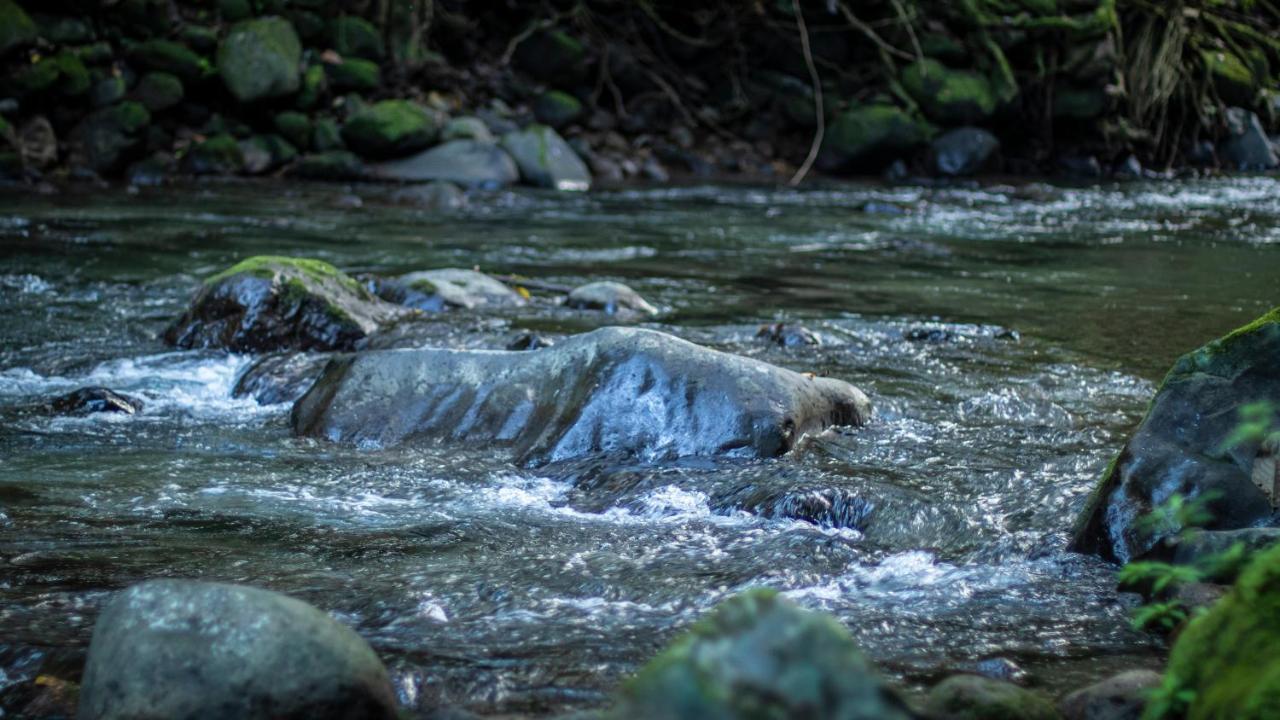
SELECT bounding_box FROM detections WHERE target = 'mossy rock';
[533,90,583,129]
[51,51,91,96]
[72,42,115,66]
[924,675,1059,720]
[324,57,380,92]
[36,14,95,45]
[179,25,219,54]
[165,256,404,352]
[128,39,211,82]
[296,64,327,110]
[341,100,439,159]
[312,116,343,151]
[501,124,591,190]
[332,15,384,61]
[218,0,253,22]
[440,116,493,143]
[181,133,244,175]
[72,101,151,174]
[289,150,364,181]
[219,16,302,102]
[902,58,998,125]
[10,57,61,96]
[513,29,586,84]
[0,0,37,57]
[274,111,311,150]
[134,72,184,112]
[1148,543,1280,719]
[1202,49,1258,108]
[89,75,128,108]
[1071,306,1280,562]
[818,103,931,172]
[610,589,914,720]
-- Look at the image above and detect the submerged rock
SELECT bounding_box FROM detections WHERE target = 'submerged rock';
[566,281,657,317]
[292,327,870,463]
[371,140,518,186]
[1071,307,1280,563]
[756,322,821,347]
[164,256,408,353]
[609,589,914,720]
[373,268,525,311]
[49,387,143,415]
[923,675,1058,720]
[501,125,592,190]
[1057,670,1159,720]
[78,579,397,720]
[232,353,331,404]
[1153,542,1280,720]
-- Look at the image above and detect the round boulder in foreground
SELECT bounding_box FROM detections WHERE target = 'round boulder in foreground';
[78,579,398,720]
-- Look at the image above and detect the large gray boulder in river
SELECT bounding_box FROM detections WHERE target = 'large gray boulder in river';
[165,256,409,353]
[1071,307,1280,563]
[78,579,398,720]
[292,327,870,463]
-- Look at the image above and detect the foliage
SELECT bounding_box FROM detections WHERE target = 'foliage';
[1131,601,1190,633]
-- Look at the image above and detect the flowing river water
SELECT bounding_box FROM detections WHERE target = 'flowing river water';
[1,178,1278,716]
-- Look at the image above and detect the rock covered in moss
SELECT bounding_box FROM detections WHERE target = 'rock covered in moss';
[289,150,364,180]
[181,133,243,175]
[0,0,37,57]
[239,133,296,174]
[77,579,398,720]
[89,75,127,108]
[818,103,930,172]
[1071,306,1280,562]
[923,675,1058,720]
[1202,49,1258,108]
[71,101,150,174]
[610,590,913,720]
[296,64,327,109]
[164,256,407,352]
[342,100,439,158]
[312,116,343,151]
[902,59,998,125]
[274,110,311,149]
[440,116,493,143]
[372,139,517,186]
[501,125,591,190]
[332,15,384,60]
[133,72,183,112]
[533,90,583,129]
[325,57,379,92]
[219,17,302,102]
[514,29,586,83]
[128,39,209,82]
[1149,542,1280,719]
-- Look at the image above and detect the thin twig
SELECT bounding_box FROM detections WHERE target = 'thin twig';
[789,0,824,187]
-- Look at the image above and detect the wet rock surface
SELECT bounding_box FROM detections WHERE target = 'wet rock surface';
[373,268,525,311]
[164,256,409,353]
[566,281,657,317]
[1057,670,1159,720]
[49,387,143,415]
[292,326,870,463]
[1072,307,1280,563]
[922,675,1059,720]
[232,352,332,405]
[78,579,397,720]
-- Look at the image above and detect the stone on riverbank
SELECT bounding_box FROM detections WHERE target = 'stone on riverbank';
[78,579,397,720]
[923,675,1059,720]
[372,140,518,186]
[1071,306,1280,563]
[902,59,998,125]
[1218,107,1278,171]
[1149,542,1280,719]
[165,256,408,352]
[292,326,871,463]
[218,17,302,102]
[609,589,914,720]
[70,101,150,174]
[930,127,1000,177]
[818,104,930,172]
[501,125,591,190]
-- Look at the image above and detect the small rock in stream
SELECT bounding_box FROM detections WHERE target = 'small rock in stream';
[49,387,143,415]
[1057,670,1161,720]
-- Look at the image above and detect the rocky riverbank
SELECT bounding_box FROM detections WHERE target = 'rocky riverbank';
[2,0,1280,192]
